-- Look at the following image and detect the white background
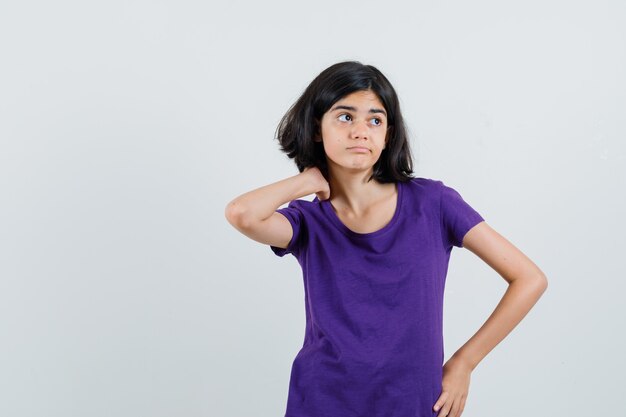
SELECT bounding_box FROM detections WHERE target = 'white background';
[1,1,624,416]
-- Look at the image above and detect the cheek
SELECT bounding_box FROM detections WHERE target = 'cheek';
[320,124,332,139]
[320,126,341,143]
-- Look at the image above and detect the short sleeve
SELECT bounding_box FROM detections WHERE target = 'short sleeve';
[438,181,485,249]
[269,200,305,258]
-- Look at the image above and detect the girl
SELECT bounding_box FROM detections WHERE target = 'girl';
[225,61,547,417]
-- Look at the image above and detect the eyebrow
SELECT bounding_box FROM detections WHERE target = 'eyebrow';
[330,105,387,117]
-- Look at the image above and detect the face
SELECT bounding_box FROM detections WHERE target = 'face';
[314,90,390,175]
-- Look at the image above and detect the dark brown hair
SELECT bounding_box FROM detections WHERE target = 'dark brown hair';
[274,60,415,183]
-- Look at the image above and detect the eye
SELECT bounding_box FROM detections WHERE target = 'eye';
[337,113,384,126]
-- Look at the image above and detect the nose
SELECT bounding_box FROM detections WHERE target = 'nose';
[350,118,369,139]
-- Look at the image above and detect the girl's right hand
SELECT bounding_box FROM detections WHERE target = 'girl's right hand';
[302,166,330,201]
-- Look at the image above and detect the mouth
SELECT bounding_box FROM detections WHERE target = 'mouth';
[347,147,370,152]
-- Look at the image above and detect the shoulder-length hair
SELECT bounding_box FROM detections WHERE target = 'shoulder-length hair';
[275,60,415,184]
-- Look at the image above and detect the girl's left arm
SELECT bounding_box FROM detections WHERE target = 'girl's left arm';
[453,220,548,370]
[432,221,547,417]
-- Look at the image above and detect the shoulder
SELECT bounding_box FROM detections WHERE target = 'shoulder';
[400,176,442,187]
[402,176,462,194]
[281,195,320,217]
[289,195,320,209]
[400,176,444,199]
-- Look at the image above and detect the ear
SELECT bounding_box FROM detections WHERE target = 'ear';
[314,120,322,142]
[314,134,322,142]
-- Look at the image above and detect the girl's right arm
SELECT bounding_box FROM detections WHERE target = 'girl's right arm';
[224,167,329,249]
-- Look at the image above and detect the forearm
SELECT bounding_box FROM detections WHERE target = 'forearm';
[225,173,316,227]
[451,275,548,371]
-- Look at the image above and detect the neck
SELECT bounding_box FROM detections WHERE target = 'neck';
[326,167,388,214]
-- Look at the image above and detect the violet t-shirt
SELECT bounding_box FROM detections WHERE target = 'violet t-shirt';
[269,177,485,417]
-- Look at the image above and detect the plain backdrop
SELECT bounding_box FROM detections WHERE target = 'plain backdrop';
[1,1,624,416]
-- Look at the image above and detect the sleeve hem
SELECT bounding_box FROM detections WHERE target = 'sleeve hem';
[270,210,298,257]
[458,215,485,248]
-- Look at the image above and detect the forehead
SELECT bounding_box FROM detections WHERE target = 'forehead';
[327,90,387,117]
[334,90,384,107]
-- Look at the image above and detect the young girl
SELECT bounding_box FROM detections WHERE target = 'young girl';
[225,61,547,417]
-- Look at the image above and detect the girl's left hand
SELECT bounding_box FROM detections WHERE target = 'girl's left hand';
[433,355,472,417]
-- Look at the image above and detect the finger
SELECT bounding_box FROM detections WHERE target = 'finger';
[433,391,448,414]
[458,395,467,416]
[448,397,461,417]
[435,395,452,417]
[437,402,452,417]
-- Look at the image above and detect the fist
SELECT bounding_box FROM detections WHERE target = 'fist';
[302,166,330,201]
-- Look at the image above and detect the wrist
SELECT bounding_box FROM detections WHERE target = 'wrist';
[297,168,326,196]
[450,351,477,372]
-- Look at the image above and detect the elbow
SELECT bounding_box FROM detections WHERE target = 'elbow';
[225,200,250,228]
[511,272,548,295]
[532,273,549,296]
[527,264,549,293]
